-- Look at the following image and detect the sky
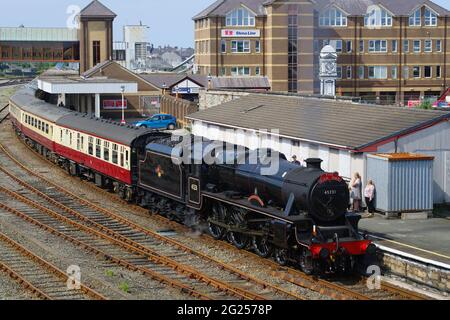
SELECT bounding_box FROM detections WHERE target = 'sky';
[1,0,450,48]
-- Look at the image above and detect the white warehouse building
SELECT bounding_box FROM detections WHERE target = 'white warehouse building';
[186,93,450,204]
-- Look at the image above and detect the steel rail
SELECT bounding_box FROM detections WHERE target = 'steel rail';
[0,142,304,300]
[0,182,264,301]
[1,140,427,301]
[0,201,212,300]
[0,231,105,300]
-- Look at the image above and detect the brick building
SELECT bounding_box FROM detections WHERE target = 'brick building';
[193,0,450,104]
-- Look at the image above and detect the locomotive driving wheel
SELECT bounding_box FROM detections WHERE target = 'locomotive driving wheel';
[252,236,273,258]
[299,250,315,275]
[274,248,288,266]
[228,207,250,249]
[208,203,227,240]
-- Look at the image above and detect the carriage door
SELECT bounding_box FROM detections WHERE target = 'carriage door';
[188,177,201,208]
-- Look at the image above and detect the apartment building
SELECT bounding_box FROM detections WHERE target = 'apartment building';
[193,0,450,104]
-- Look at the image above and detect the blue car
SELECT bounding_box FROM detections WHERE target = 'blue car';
[134,114,177,130]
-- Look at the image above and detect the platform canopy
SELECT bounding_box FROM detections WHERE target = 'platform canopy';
[37,76,138,94]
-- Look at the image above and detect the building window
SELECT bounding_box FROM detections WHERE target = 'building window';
[255,66,261,76]
[255,40,261,53]
[424,66,432,78]
[93,41,101,66]
[319,8,347,26]
[413,40,421,53]
[231,40,250,53]
[221,40,226,53]
[226,7,255,26]
[436,66,441,78]
[364,7,392,27]
[231,66,250,76]
[359,40,364,52]
[288,15,298,93]
[413,66,421,78]
[391,66,398,79]
[409,8,421,26]
[346,40,352,53]
[424,8,437,26]
[220,67,226,76]
[436,40,442,52]
[346,66,352,79]
[330,40,343,53]
[336,66,342,79]
[403,40,409,52]
[392,40,398,52]
[403,66,409,79]
[358,66,365,79]
[424,40,432,52]
[368,66,388,79]
[368,40,387,52]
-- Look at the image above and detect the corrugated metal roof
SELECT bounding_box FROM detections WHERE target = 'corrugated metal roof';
[187,94,450,150]
[370,153,435,161]
[79,0,117,18]
[0,27,78,42]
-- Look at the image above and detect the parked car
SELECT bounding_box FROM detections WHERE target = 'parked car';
[133,114,177,130]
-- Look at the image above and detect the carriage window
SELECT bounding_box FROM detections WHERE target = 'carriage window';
[96,139,101,158]
[88,137,94,155]
[125,150,129,167]
[38,120,41,130]
[60,129,63,141]
[76,133,81,151]
[45,124,49,134]
[120,153,124,167]
[112,144,118,164]
[69,132,72,146]
[103,141,110,161]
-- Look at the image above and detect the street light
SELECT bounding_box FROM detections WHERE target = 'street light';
[120,85,126,125]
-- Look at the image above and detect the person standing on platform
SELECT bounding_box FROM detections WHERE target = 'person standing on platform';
[364,180,376,216]
[291,155,301,165]
[350,172,362,212]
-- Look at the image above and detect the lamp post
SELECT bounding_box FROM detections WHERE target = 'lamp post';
[120,85,126,125]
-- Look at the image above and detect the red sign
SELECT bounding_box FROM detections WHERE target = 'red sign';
[103,99,128,110]
[407,100,421,108]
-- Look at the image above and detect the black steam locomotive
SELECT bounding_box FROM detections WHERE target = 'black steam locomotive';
[136,135,375,275]
[10,87,375,275]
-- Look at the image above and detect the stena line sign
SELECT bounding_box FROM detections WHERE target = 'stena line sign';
[221,29,260,38]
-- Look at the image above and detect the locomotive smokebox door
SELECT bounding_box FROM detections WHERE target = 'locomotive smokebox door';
[188,177,201,207]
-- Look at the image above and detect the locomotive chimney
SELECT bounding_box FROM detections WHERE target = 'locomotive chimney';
[305,158,323,170]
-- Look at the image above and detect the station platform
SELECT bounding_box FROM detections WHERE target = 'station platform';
[359,215,450,269]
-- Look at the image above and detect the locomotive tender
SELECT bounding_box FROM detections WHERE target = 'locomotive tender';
[9,87,375,275]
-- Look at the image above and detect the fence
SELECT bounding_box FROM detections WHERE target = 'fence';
[160,95,198,128]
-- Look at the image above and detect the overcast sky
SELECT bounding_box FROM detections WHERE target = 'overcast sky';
[1,0,449,48]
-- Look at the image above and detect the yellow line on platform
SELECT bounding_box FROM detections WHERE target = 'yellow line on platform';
[371,235,450,260]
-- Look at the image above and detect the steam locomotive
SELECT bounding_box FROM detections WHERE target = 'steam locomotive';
[9,87,376,275]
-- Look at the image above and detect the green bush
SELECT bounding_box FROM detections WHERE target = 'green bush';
[418,100,433,110]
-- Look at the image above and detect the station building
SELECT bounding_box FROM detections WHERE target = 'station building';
[0,0,116,73]
[193,0,450,104]
[187,92,450,204]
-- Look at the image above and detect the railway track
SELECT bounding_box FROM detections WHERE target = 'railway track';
[0,144,305,300]
[0,231,105,300]
[0,135,430,300]
[0,104,9,124]
[0,77,33,88]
